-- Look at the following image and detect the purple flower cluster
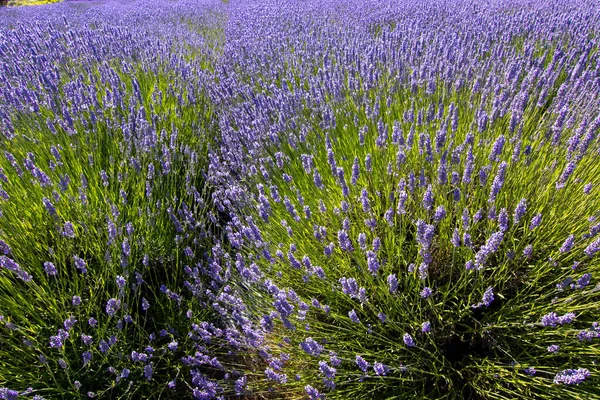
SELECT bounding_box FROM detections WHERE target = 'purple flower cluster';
[541,312,577,327]
[553,368,591,385]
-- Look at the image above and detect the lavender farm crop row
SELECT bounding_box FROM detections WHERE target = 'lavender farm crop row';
[2,0,600,399]
[211,0,600,399]
[0,1,248,399]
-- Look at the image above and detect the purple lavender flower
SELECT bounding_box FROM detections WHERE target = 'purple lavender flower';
[81,334,93,346]
[355,355,369,372]
[234,376,247,395]
[553,368,590,385]
[473,208,484,223]
[584,238,600,257]
[422,321,432,333]
[105,298,121,317]
[49,334,64,349]
[451,228,461,247]
[338,230,354,252]
[44,261,57,276]
[529,214,542,230]
[82,351,92,365]
[403,333,416,347]
[397,190,407,214]
[144,364,153,381]
[373,237,381,252]
[167,341,178,351]
[358,287,368,304]
[64,316,77,330]
[142,297,150,311]
[72,255,87,274]
[556,161,577,189]
[0,389,19,400]
[488,162,508,203]
[42,198,56,216]
[541,312,560,327]
[420,287,433,298]
[498,208,509,232]
[422,184,434,211]
[300,337,324,357]
[265,368,287,384]
[481,287,494,306]
[387,274,398,293]
[560,235,575,253]
[72,296,82,306]
[373,362,389,376]
[384,207,394,226]
[463,233,472,248]
[416,220,435,250]
[548,345,560,353]
[318,360,336,379]
[558,312,576,325]
[324,243,334,257]
[100,170,109,187]
[489,135,505,162]
[360,188,371,212]
[99,340,109,354]
[433,205,446,223]
[513,198,527,224]
[62,222,76,238]
[313,170,324,190]
[351,157,360,185]
[524,367,536,377]
[577,330,599,341]
[576,273,592,289]
[305,385,322,400]
[378,312,388,323]
[542,312,576,327]
[358,233,367,251]
[349,309,360,323]
[366,251,380,275]
[339,277,359,297]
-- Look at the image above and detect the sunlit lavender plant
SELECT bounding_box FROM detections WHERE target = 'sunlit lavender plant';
[212,0,600,398]
[0,1,255,398]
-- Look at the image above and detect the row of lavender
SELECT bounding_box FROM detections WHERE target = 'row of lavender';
[0,1,255,399]
[1,0,600,398]
[209,0,600,398]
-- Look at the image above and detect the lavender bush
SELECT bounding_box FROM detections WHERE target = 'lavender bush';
[0,1,260,399]
[211,0,600,398]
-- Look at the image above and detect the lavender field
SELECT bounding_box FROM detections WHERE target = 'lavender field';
[1,0,600,398]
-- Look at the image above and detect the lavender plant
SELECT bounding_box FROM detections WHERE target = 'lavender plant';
[0,1,262,399]
[212,0,600,398]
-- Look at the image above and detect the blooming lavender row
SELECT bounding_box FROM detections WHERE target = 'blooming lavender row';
[0,1,276,399]
[208,0,600,398]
